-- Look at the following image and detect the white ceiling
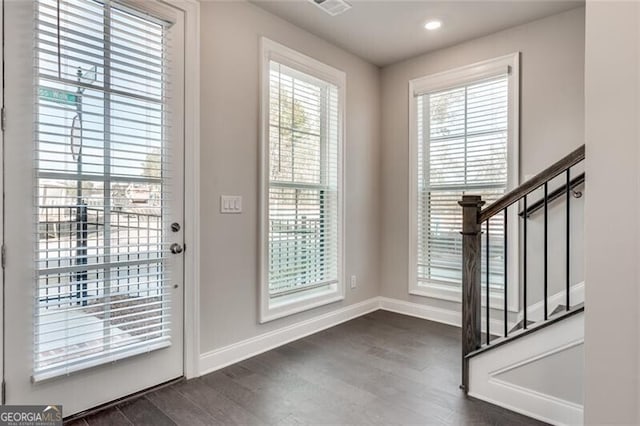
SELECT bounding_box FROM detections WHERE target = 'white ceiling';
[250,0,584,67]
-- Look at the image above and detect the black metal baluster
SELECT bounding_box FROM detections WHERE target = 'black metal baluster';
[544,183,548,320]
[566,169,571,311]
[523,195,527,330]
[486,220,490,345]
[503,208,508,338]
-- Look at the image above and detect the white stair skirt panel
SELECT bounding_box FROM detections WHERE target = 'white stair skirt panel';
[468,312,584,425]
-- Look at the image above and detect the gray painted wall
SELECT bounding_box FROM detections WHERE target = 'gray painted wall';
[199,1,381,352]
[584,1,640,424]
[379,7,586,315]
[197,1,587,366]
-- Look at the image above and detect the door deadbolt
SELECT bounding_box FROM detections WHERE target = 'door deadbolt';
[171,222,181,232]
[170,243,184,254]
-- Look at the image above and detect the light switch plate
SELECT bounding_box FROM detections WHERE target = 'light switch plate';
[220,195,242,214]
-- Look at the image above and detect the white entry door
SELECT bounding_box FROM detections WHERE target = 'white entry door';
[3,0,185,415]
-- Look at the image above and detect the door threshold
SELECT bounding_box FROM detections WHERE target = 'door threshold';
[63,376,185,424]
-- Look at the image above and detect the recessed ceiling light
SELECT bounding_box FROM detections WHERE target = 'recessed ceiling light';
[424,20,442,31]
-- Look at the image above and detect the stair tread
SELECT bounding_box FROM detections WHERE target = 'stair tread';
[550,302,584,317]
[508,302,585,334]
[508,319,535,334]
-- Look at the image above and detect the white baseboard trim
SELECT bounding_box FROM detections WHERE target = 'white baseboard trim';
[378,296,506,333]
[379,296,460,326]
[198,295,583,425]
[198,297,380,376]
[199,296,512,377]
[469,385,583,426]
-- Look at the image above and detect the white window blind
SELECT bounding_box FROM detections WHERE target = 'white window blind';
[267,60,341,301]
[34,0,173,381]
[416,75,508,291]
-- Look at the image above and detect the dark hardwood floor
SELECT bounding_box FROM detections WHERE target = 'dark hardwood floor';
[66,310,547,425]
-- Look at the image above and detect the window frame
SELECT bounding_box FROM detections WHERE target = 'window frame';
[259,37,346,323]
[408,53,520,312]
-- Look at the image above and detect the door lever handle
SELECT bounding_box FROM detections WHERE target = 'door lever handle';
[170,243,184,254]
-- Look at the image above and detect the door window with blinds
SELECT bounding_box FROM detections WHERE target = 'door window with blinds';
[409,55,519,301]
[260,39,345,322]
[34,0,174,380]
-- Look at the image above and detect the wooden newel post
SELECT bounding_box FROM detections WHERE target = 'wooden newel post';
[459,195,485,393]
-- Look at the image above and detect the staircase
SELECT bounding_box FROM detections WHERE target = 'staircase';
[459,145,585,425]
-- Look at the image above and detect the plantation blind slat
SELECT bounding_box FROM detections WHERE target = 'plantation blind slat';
[34,0,174,381]
[417,75,508,290]
[267,61,340,298]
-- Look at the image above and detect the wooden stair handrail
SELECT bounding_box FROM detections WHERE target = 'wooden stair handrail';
[479,145,585,223]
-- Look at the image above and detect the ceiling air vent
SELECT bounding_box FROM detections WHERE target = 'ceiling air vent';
[311,0,352,16]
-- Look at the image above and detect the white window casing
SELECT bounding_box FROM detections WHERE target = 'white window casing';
[259,38,345,323]
[408,53,520,311]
